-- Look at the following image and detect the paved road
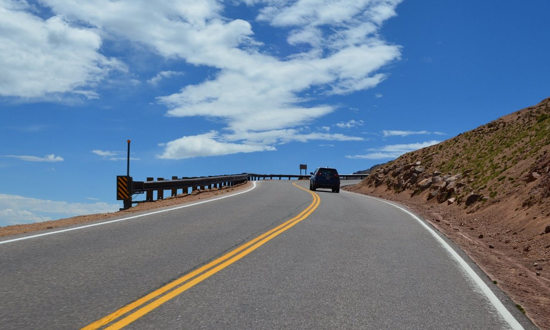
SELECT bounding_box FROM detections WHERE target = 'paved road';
[0,181,534,329]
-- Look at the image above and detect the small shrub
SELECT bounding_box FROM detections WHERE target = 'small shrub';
[537,113,549,123]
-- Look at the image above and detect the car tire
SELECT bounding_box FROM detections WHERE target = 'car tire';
[310,184,316,191]
[332,187,339,193]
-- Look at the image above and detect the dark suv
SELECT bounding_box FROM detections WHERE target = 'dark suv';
[310,167,340,193]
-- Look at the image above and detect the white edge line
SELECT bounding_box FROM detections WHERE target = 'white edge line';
[343,190,524,330]
[0,181,258,246]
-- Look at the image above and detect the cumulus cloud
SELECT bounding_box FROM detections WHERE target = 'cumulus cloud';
[4,154,64,162]
[158,131,276,159]
[0,0,123,98]
[0,193,118,226]
[156,0,400,157]
[346,140,440,159]
[5,0,402,158]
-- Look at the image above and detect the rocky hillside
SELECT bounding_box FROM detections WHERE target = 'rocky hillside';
[348,97,550,328]
[365,97,550,233]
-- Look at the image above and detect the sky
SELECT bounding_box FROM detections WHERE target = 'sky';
[1,0,549,226]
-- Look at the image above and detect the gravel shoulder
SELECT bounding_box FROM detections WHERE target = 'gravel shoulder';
[345,183,549,329]
[0,182,251,238]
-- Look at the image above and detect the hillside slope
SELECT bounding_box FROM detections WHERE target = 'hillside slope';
[347,97,550,328]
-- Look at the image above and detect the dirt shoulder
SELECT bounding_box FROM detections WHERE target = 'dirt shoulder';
[345,184,549,329]
[0,182,252,238]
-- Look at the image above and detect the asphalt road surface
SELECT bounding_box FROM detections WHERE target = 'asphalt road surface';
[0,181,535,329]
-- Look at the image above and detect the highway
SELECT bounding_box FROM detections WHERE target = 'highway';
[0,181,534,329]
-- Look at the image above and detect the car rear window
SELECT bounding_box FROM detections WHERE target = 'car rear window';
[318,168,338,175]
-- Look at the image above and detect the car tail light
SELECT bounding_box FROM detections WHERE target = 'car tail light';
[334,173,339,179]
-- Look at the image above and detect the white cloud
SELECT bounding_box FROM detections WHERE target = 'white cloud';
[0,0,123,98]
[4,154,64,162]
[158,131,276,159]
[383,130,435,137]
[155,0,400,157]
[158,129,363,159]
[147,71,184,85]
[92,149,117,157]
[336,119,364,129]
[375,93,383,98]
[6,0,402,158]
[346,140,440,159]
[92,149,139,161]
[0,194,118,226]
[224,129,363,145]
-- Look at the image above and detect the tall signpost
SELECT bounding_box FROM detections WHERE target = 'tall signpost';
[127,139,131,177]
[117,139,133,210]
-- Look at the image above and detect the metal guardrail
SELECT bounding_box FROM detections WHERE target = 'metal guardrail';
[247,173,369,181]
[117,173,368,210]
[117,174,248,210]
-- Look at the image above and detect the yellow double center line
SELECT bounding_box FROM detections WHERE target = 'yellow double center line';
[83,182,320,329]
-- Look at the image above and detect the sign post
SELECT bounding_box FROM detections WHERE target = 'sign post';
[127,139,131,177]
[117,139,133,210]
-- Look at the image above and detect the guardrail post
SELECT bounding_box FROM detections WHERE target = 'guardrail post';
[146,177,154,201]
[157,177,164,200]
[172,176,178,197]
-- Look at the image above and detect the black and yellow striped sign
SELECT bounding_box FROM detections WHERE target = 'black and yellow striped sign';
[117,176,131,200]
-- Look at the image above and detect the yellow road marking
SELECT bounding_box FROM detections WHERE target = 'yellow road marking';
[82,182,319,330]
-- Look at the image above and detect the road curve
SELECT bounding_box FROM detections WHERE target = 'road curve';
[0,181,534,329]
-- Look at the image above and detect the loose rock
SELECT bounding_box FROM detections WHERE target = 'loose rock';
[466,193,482,206]
[414,166,425,173]
[418,178,432,189]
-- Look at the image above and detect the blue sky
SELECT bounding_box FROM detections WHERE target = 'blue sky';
[1,0,549,226]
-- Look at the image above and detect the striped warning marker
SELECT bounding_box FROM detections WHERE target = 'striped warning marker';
[117,176,130,200]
